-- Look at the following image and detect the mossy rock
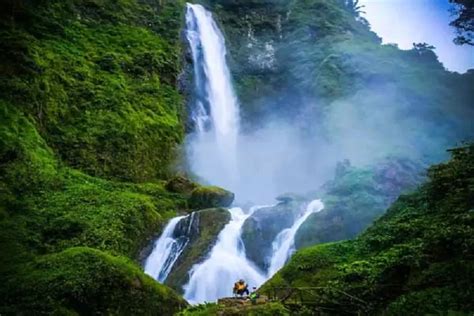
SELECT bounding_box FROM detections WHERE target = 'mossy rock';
[165,176,198,194]
[188,186,235,209]
[165,208,231,292]
[2,247,187,315]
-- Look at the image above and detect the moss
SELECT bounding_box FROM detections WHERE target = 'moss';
[165,175,198,194]
[166,208,231,292]
[1,0,186,182]
[188,186,235,209]
[2,247,187,315]
[0,1,190,313]
[261,146,474,314]
[177,302,289,316]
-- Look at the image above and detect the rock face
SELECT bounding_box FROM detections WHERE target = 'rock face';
[294,158,425,249]
[165,208,231,292]
[241,197,305,271]
[188,186,235,209]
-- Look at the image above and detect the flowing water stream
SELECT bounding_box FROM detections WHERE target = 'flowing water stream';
[267,200,325,277]
[144,3,325,304]
[183,206,267,303]
[144,216,186,282]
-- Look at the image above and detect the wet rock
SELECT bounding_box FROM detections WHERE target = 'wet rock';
[241,199,305,271]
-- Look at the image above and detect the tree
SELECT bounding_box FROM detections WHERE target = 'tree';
[449,0,474,45]
[345,0,365,17]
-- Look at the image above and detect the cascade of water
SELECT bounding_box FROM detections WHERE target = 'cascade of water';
[267,200,325,277]
[144,216,186,282]
[145,212,199,283]
[183,207,267,304]
[158,3,325,304]
[185,3,240,190]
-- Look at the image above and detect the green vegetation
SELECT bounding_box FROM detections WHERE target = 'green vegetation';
[1,0,472,314]
[1,0,186,182]
[262,146,474,314]
[0,0,191,314]
[188,186,235,209]
[295,157,424,249]
[177,302,289,316]
[202,0,473,160]
[3,247,187,315]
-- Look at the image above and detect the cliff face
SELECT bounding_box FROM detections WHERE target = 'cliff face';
[199,0,473,155]
[198,0,473,270]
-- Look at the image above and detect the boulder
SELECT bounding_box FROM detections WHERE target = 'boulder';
[165,176,197,194]
[188,186,235,209]
[241,199,305,271]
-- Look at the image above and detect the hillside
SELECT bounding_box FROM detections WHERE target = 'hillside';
[0,0,191,314]
[261,145,473,314]
[179,146,473,315]
[0,0,473,315]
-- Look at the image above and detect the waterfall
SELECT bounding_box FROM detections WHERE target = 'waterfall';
[185,3,240,191]
[144,216,186,282]
[142,4,325,305]
[267,200,325,277]
[183,207,266,304]
[144,212,198,283]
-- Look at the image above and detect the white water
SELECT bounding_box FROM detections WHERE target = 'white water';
[185,3,240,189]
[183,207,266,304]
[267,200,325,277]
[144,216,186,282]
[144,4,325,305]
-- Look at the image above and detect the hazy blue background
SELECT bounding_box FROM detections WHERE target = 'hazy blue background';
[360,0,473,73]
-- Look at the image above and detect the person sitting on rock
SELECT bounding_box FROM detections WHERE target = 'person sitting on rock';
[233,279,249,297]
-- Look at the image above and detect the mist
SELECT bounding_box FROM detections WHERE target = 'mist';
[186,77,472,204]
[184,0,473,205]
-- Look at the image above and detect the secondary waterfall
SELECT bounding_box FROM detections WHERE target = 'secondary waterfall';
[267,200,325,277]
[144,216,187,282]
[185,3,240,191]
[183,207,266,304]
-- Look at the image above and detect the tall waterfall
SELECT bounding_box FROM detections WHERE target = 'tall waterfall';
[144,4,325,305]
[267,200,325,277]
[185,3,240,190]
[183,207,266,304]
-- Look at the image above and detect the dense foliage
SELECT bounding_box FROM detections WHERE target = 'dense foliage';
[262,145,474,315]
[449,0,474,45]
[0,0,193,314]
[1,0,186,182]
[1,0,473,314]
[295,157,425,249]
[200,0,473,162]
